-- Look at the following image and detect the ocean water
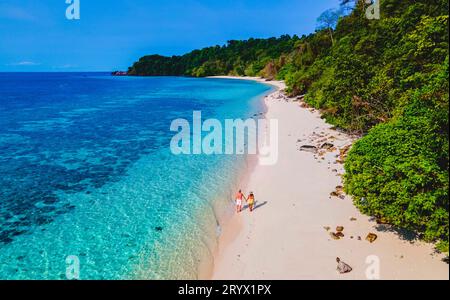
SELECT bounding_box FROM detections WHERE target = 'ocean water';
[0,73,271,279]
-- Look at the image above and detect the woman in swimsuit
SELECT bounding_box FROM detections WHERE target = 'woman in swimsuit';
[247,192,255,212]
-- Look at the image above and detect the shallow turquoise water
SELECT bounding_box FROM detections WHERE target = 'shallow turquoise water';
[0,73,271,279]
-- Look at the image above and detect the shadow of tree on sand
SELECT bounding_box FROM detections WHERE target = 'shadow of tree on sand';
[370,217,419,243]
[371,217,449,264]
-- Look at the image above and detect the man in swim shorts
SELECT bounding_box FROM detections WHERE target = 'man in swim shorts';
[236,190,245,213]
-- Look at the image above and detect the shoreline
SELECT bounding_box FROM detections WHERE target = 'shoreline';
[207,76,449,280]
[197,153,259,280]
[198,78,279,280]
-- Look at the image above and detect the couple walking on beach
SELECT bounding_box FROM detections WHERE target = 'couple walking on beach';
[235,190,255,213]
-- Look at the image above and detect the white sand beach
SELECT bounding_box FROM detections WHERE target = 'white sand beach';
[208,76,449,280]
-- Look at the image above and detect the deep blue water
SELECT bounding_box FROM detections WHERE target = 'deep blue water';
[0,73,271,279]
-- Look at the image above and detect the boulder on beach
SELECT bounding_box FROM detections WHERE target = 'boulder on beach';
[299,145,317,153]
[321,142,334,150]
[338,144,352,162]
[330,186,345,199]
[330,232,341,240]
[366,233,378,243]
[336,257,353,274]
[336,226,344,232]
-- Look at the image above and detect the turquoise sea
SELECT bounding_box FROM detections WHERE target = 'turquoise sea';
[0,73,271,279]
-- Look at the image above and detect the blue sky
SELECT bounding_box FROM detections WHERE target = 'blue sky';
[0,0,341,72]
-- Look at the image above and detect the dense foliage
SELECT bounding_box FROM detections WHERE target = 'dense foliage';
[128,0,449,251]
[345,58,449,251]
[128,36,301,78]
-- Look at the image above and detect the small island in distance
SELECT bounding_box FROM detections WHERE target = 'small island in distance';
[111,71,128,76]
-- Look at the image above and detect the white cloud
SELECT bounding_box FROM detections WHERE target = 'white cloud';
[8,61,41,66]
[0,5,37,22]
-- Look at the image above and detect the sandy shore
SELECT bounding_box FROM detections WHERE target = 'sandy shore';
[208,76,449,280]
